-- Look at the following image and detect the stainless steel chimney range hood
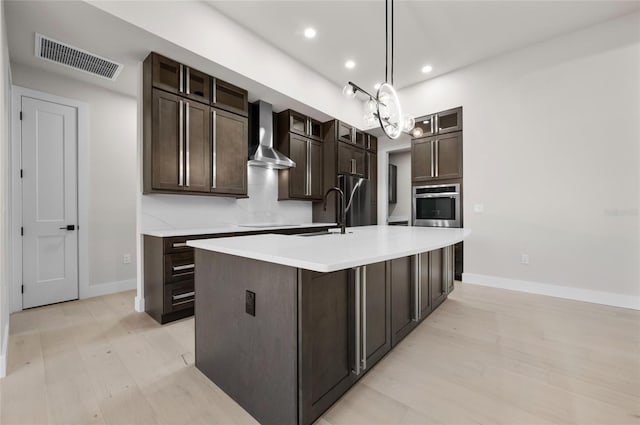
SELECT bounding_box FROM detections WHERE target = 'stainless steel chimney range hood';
[248,100,295,169]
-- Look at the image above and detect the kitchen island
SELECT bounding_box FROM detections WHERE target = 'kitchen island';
[188,225,470,425]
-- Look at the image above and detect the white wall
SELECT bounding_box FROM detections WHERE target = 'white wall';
[142,167,312,231]
[11,63,138,296]
[0,0,12,378]
[388,151,411,222]
[398,12,640,308]
[87,0,364,127]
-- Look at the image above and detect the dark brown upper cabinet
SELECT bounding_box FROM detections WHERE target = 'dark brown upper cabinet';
[184,67,211,104]
[366,134,378,152]
[337,121,354,144]
[413,107,463,138]
[211,107,248,196]
[276,112,324,201]
[148,90,210,193]
[144,52,249,197]
[366,152,378,224]
[213,79,249,117]
[149,89,182,192]
[184,100,212,193]
[411,132,462,182]
[338,142,365,178]
[278,134,323,201]
[151,54,182,95]
[151,53,210,105]
[277,110,323,142]
[355,130,366,148]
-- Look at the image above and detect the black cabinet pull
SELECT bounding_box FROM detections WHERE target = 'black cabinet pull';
[59,225,76,231]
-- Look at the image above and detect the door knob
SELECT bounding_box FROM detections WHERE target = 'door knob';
[59,225,76,231]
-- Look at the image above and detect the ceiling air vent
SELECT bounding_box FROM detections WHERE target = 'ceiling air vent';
[34,33,123,81]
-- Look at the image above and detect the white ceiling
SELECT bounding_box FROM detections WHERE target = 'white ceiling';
[6,0,639,109]
[208,0,640,91]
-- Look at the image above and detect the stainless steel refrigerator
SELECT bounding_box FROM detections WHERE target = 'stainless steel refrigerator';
[339,175,374,227]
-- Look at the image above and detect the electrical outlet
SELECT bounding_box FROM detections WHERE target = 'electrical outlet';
[246,290,256,316]
[521,254,529,265]
[473,204,484,213]
[123,254,131,264]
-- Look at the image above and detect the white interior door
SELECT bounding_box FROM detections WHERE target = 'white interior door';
[21,96,79,309]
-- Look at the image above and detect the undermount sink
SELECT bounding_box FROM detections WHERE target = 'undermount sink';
[237,223,299,228]
[295,230,352,237]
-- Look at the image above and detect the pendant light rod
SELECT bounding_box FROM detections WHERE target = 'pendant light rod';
[391,0,394,86]
[385,0,388,84]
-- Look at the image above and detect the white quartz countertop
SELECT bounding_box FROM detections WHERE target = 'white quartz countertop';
[187,225,471,273]
[142,223,336,238]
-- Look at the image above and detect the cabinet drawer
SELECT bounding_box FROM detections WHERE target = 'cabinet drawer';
[164,252,195,283]
[164,280,195,314]
[163,237,194,254]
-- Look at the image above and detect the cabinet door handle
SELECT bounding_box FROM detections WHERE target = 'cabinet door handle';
[353,267,361,376]
[435,114,439,132]
[212,78,217,103]
[211,110,217,189]
[185,67,190,95]
[172,242,187,248]
[172,291,195,302]
[306,141,311,196]
[179,64,184,93]
[172,264,195,272]
[435,140,439,177]
[430,142,434,178]
[185,103,190,187]
[361,266,367,371]
[414,254,421,321]
[179,100,184,186]
[430,115,435,135]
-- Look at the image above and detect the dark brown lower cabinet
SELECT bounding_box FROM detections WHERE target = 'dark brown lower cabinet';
[299,268,358,425]
[363,262,391,367]
[390,256,417,347]
[299,261,390,425]
[430,249,447,309]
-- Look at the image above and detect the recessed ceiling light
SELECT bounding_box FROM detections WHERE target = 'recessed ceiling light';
[374,83,381,90]
[304,27,316,39]
[345,60,356,69]
[421,65,433,73]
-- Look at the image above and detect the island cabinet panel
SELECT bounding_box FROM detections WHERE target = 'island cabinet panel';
[390,256,418,347]
[419,252,434,319]
[430,249,447,309]
[195,250,299,425]
[363,261,391,368]
[299,268,358,425]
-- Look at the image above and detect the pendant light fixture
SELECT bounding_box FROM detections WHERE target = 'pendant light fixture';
[342,0,415,139]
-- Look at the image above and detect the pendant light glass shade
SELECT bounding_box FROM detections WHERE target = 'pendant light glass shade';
[342,84,356,98]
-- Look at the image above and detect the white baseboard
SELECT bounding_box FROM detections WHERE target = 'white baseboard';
[81,278,137,300]
[462,273,640,310]
[134,295,145,313]
[0,323,9,379]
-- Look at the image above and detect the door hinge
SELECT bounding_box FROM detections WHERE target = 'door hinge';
[20,169,23,178]
[21,285,24,294]
[21,227,23,236]
[19,111,22,120]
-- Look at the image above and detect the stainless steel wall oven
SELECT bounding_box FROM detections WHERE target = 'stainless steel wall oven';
[412,183,461,228]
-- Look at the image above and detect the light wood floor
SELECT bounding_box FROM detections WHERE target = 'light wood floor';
[1,283,639,425]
